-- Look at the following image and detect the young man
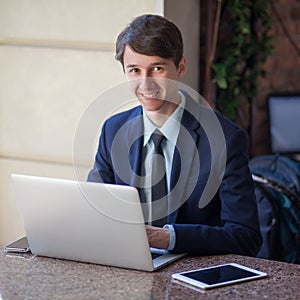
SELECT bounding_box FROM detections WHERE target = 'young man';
[88,14,262,256]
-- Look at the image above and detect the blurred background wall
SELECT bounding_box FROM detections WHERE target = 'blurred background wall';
[0,0,200,246]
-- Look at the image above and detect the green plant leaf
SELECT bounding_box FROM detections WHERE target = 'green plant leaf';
[212,0,274,123]
[216,78,228,89]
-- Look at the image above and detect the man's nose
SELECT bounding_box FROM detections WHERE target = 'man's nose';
[140,75,154,91]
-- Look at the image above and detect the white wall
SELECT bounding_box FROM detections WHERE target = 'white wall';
[0,0,164,246]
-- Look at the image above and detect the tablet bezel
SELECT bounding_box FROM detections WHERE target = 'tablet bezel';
[171,263,267,290]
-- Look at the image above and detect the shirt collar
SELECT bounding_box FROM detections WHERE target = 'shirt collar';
[142,91,186,147]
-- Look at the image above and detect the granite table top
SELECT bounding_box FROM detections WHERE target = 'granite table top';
[1,249,300,299]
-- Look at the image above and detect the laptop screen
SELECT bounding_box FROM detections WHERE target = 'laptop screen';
[268,94,300,154]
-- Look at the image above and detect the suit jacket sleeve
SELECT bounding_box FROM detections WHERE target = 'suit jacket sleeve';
[171,127,262,257]
[87,121,115,183]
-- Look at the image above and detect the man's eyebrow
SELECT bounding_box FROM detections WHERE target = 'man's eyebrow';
[125,61,169,69]
[150,61,168,66]
[125,64,138,69]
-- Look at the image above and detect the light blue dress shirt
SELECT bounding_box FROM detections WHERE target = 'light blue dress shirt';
[142,92,185,250]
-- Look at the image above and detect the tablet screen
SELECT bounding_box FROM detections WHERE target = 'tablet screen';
[172,263,267,289]
[182,264,258,284]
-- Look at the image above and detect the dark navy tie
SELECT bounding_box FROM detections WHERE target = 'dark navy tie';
[151,130,168,227]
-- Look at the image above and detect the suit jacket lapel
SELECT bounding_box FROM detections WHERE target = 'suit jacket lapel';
[126,107,146,203]
[168,96,201,223]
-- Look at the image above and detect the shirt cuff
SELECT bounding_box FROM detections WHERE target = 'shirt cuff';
[163,224,176,251]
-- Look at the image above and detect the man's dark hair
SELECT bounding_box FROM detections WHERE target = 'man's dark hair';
[115,14,183,69]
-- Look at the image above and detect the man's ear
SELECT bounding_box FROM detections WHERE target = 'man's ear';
[178,56,187,77]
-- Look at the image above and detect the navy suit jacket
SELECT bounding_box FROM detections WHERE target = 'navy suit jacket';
[88,92,262,256]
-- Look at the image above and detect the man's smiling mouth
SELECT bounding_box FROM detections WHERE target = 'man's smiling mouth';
[140,91,159,98]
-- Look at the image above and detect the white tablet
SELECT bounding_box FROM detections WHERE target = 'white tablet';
[172,263,267,290]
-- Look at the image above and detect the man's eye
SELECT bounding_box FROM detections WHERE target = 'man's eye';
[153,66,162,71]
[129,68,139,74]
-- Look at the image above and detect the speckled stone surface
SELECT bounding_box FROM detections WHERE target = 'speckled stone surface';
[1,249,300,299]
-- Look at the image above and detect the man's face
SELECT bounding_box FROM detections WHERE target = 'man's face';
[123,45,186,118]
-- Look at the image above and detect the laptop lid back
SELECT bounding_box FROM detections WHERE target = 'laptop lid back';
[11,174,155,271]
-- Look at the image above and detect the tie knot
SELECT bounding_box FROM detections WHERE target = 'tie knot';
[151,130,165,150]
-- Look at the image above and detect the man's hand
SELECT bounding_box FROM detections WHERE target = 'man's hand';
[145,225,170,249]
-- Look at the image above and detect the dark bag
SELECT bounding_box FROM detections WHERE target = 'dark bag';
[249,155,300,263]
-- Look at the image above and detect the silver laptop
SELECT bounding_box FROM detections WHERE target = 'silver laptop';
[11,174,185,271]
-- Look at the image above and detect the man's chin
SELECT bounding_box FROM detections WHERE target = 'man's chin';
[139,98,164,109]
